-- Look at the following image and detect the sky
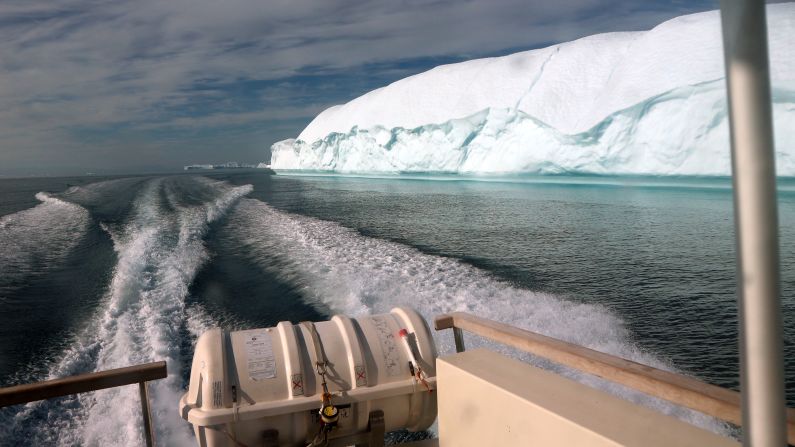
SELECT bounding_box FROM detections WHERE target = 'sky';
[0,0,719,176]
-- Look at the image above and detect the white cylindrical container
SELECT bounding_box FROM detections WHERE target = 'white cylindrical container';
[179,307,437,446]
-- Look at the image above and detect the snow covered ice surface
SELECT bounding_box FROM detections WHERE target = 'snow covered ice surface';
[271,4,795,176]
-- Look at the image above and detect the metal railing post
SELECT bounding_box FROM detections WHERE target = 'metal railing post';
[453,327,466,353]
[0,362,166,447]
[719,1,787,445]
[139,381,155,447]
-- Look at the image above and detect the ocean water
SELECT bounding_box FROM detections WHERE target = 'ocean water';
[0,170,793,445]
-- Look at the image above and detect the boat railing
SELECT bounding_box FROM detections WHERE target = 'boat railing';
[0,361,167,447]
[434,312,795,444]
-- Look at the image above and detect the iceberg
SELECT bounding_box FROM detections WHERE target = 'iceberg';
[271,4,795,176]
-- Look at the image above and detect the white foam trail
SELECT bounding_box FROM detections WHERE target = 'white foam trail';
[0,193,90,292]
[185,304,220,341]
[60,178,143,204]
[224,198,729,435]
[11,178,252,446]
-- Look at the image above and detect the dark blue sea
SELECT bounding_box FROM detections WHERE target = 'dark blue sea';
[0,170,793,445]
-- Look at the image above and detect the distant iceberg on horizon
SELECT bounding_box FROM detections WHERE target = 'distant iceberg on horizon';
[271,3,795,176]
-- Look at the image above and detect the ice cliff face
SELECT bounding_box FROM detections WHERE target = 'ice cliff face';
[271,4,795,176]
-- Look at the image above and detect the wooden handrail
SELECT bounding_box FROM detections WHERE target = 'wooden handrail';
[435,312,795,444]
[0,361,167,407]
[0,361,167,447]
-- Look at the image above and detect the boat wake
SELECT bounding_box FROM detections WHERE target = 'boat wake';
[2,177,251,446]
[0,178,731,443]
[0,192,90,298]
[224,198,729,435]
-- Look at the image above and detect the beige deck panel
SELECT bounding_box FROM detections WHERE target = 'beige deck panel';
[436,349,739,447]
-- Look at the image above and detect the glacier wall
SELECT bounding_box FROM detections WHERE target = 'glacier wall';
[272,4,795,176]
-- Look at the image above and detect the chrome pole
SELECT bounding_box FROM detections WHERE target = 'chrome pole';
[719,1,786,445]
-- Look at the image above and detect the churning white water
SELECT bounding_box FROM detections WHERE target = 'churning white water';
[5,178,251,446]
[222,198,728,434]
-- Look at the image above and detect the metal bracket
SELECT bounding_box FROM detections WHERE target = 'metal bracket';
[320,409,384,447]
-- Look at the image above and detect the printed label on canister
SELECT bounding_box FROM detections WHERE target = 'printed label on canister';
[291,373,304,396]
[354,365,367,386]
[372,316,402,377]
[245,331,276,380]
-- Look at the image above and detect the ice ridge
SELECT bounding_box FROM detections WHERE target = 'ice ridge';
[271,3,795,176]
